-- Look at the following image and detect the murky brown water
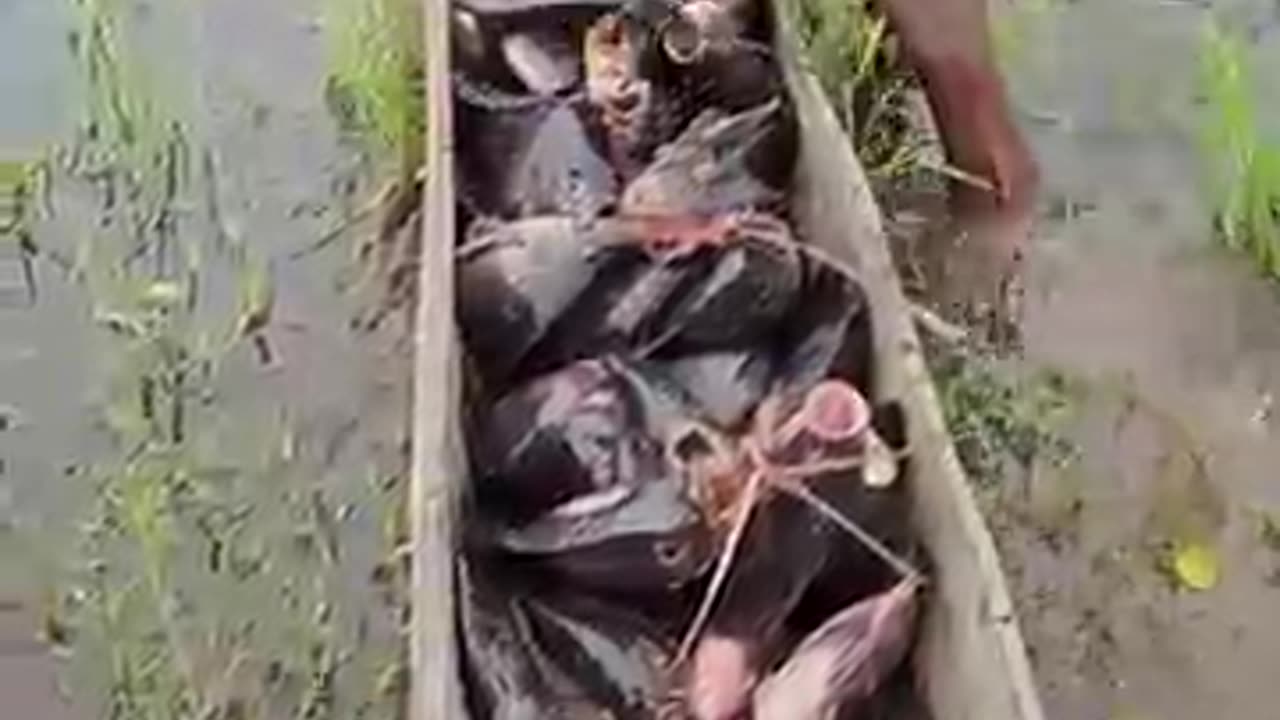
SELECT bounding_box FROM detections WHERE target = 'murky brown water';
[1,0,409,716]
[8,0,1280,716]
[988,0,1280,717]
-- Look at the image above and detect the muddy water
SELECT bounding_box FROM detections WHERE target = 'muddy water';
[1,0,407,716]
[992,0,1280,718]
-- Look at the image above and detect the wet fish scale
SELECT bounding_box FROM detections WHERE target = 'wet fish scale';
[620,100,795,217]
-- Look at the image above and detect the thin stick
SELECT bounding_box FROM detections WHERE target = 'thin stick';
[773,478,921,582]
[675,467,765,664]
[918,159,997,193]
[909,301,969,345]
[286,179,399,261]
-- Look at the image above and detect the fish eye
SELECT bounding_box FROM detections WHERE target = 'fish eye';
[654,539,690,568]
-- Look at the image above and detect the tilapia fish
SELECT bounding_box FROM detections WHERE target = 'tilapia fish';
[454,90,617,220]
[753,579,921,720]
[474,358,716,593]
[457,215,802,391]
[460,557,680,720]
[620,99,797,218]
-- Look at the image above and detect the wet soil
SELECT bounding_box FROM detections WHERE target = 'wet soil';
[973,1,1280,718]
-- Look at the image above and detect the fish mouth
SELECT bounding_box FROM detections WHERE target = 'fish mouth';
[801,381,871,443]
[661,15,706,64]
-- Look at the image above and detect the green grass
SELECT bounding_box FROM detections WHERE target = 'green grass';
[788,0,926,184]
[44,1,410,717]
[788,0,1083,487]
[931,347,1079,486]
[322,0,424,177]
[0,158,45,239]
[1198,18,1280,277]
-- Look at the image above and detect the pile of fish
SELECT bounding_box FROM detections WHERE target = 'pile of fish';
[449,0,927,716]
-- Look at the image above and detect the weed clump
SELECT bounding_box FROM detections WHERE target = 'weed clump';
[930,346,1078,486]
[323,0,425,177]
[787,0,925,184]
[40,1,411,718]
[1198,18,1280,278]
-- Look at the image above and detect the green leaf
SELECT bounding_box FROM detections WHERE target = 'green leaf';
[1172,540,1220,591]
[0,160,33,187]
[141,281,184,307]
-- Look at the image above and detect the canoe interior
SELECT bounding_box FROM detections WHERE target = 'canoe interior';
[411,0,1047,716]
[770,5,1045,718]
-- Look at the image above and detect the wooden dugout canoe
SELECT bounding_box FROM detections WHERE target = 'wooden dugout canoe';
[409,0,1047,717]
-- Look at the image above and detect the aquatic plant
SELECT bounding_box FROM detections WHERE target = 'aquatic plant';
[0,158,46,305]
[787,0,925,184]
[323,0,425,176]
[42,0,410,717]
[1197,18,1280,278]
[930,347,1078,487]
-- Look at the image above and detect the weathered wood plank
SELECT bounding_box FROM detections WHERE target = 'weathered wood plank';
[410,2,1046,716]
[410,0,467,716]
[771,5,1046,718]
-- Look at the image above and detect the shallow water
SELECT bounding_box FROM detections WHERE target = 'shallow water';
[992,0,1280,717]
[1,0,409,716]
[8,0,1280,716]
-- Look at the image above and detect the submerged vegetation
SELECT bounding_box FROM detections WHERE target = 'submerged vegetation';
[1198,18,1280,278]
[36,0,410,717]
[0,158,45,306]
[323,0,425,176]
[318,0,426,328]
[930,346,1079,486]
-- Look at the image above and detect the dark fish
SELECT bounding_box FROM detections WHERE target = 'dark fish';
[582,12,680,178]
[454,0,621,19]
[471,359,637,521]
[457,216,803,390]
[669,33,785,113]
[753,579,921,720]
[532,218,802,371]
[628,216,802,354]
[684,476,839,719]
[456,217,631,388]
[463,550,682,720]
[522,592,678,719]
[644,351,772,430]
[455,91,617,220]
[450,10,591,93]
[459,559,593,720]
[684,379,900,720]
[502,29,581,95]
[762,387,917,626]
[620,99,797,218]
[496,467,713,594]
[696,489,833,650]
[769,258,875,397]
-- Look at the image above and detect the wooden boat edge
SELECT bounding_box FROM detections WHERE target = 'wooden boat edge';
[771,5,1047,719]
[410,0,1047,714]
[412,0,468,716]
